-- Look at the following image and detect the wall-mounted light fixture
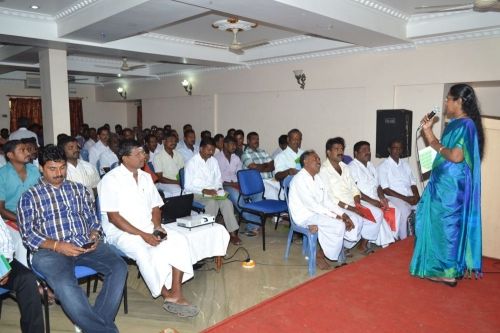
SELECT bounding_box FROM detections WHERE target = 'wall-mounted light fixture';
[293,70,306,89]
[116,87,127,99]
[181,79,192,95]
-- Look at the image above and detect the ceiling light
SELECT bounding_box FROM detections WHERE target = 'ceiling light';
[30,4,40,10]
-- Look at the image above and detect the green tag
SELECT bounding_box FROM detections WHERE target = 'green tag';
[0,254,12,278]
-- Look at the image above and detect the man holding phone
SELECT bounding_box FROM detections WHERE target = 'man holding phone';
[17,144,127,333]
[98,140,199,317]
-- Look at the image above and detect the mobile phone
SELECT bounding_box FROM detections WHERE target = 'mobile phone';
[82,242,95,249]
[153,229,167,240]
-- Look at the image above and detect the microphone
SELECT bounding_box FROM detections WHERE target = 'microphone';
[417,107,439,131]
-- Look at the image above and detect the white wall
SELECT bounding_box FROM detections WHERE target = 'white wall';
[0,80,130,140]
[95,36,500,182]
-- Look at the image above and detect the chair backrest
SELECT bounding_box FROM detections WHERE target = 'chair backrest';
[147,161,155,173]
[178,167,185,193]
[80,148,89,162]
[237,169,265,196]
[282,175,294,204]
[342,154,353,164]
[110,161,119,170]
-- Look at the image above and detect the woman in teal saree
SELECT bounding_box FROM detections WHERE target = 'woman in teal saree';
[410,84,484,287]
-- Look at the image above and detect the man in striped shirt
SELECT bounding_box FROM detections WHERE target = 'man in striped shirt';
[17,144,127,333]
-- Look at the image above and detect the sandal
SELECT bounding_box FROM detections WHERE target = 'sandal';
[163,301,200,317]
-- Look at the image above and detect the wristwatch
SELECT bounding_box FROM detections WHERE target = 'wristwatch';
[343,203,349,209]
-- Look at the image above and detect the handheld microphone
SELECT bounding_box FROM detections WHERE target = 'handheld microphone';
[417,107,439,131]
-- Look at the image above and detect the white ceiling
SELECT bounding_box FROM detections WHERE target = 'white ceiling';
[0,0,499,85]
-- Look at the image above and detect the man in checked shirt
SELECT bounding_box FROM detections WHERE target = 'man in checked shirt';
[17,144,127,333]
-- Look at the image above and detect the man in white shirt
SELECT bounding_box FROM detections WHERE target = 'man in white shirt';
[9,117,39,146]
[59,136,100,196]
[145,134,162,163]
[88,126,112,171]
[271,134,288,159]
[349,141,396,248]
[98,140,199,317]
[83,128,97,151]
[320,137,384,255]
[98,134,119,175]
[184,138,241,245]
[274,129,304,182]
[0,216,44,333]
[289,150,360,270]
[377,139,420,240]
[177,129,199,163]
[154,132,184,197]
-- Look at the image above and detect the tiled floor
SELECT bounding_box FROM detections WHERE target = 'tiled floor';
[0,221,370,333]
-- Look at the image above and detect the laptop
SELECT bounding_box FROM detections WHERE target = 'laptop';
[161,193,193,223]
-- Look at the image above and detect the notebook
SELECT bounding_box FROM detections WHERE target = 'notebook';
[161,194,194,223]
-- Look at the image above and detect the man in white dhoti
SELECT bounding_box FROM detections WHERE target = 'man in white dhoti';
[377,139,419,240]
[319,137,385,255]
[348,141,396,249]
[289,150,361,270]
[98,139,199,317]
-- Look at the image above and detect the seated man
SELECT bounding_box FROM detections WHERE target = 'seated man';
[271,134,288,159]
[0,216,44,333]
[58,135,100,197]
[185,138,242,245]
[274,128,304,183]
[349,141,396,248]
[214,136,262,235]
[0,140,40,266]
[88,126,111,172]
[241,131,279,200]
[98,134,120,175]
[177,129,199,163]
[154,131,184,197]
[289,150,361,270]
[17,145,127,333]
[320,137,383,255]
[377,139,419,239]
[98,140,199,317]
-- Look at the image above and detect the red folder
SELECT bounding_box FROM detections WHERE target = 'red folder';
[355,204,376,223]
[383,207,396,231]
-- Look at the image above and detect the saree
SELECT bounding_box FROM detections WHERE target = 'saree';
[410,118,482,278]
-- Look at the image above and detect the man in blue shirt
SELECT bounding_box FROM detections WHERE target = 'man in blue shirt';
[0,140,40,266]
[17,144,127,333]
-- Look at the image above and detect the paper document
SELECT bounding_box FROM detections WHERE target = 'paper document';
[418,146,437,174]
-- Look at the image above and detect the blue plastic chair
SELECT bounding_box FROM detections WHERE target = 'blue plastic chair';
[283,175,318,276]
[147,161,155,173]
[237,169,288,251]
[29,263,100,333]
[178,167,205,213]
[342,154,353,164]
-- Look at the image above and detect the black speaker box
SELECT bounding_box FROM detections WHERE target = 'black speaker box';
[376,109,413,158]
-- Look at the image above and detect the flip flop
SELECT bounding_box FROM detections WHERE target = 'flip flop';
[163,301,200,317]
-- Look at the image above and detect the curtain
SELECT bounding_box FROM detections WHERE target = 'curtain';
[137,104,142,129]
[69,98,83,136]
[9,97,42,131]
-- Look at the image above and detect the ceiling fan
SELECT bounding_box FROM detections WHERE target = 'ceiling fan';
[195,17,269,55]
[415,0,500,13]
[95,57,147,72]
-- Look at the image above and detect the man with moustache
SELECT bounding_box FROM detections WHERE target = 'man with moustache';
[0,140,40,266]
[177,129,199,163]
[17,144,127,333]
[274,129,304,182]
[288,150,360,270]
[154,131,184,197]
[99,140,198,317]
[348,141,396,250]
[319,137,384,255]
[88,126,115,175]
[58,135,100,197]
[185,138,241,245]
[377,139,419,239]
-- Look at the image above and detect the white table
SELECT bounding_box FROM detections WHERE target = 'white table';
[163,222,229,272]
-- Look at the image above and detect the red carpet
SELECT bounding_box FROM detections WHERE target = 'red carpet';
[204,238,500,333]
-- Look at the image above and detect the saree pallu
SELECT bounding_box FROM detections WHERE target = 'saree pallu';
[410,118,482,278]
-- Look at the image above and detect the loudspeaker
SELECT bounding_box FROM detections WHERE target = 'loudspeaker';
[376,109,412,158]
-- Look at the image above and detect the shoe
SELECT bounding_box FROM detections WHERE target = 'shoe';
[163,301,200,317]
[426,277,457,287]
[244,230,258,237]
